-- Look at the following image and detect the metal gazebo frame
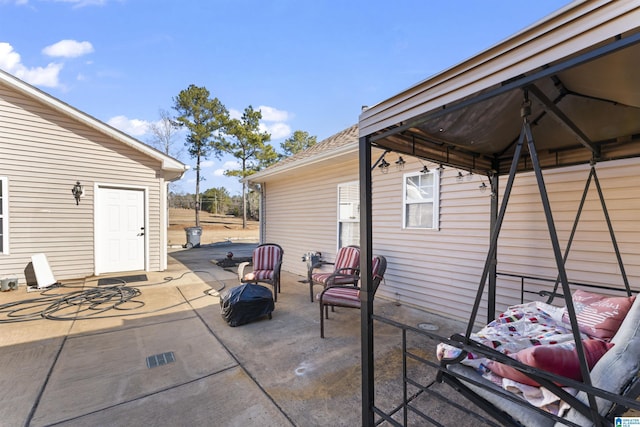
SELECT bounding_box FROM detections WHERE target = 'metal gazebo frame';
[357,3,640,425]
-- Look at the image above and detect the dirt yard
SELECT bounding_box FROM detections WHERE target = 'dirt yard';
[168,208,259,247]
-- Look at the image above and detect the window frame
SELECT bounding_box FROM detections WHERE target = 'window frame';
[0,176,8,254]
[402,170,440,230]
[337,181,360,248]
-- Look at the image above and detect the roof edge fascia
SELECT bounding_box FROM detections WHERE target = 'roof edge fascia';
[246,141,359,183]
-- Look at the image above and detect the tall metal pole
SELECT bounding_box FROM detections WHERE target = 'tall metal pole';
[487,170,499,322]
[359,136,374,426]
[523,117,601,425]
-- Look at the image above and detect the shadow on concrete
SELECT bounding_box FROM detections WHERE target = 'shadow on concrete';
[0,245,490,426]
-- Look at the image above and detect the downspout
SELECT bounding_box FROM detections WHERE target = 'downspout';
[161,180,168,270]
[259,182,266,243]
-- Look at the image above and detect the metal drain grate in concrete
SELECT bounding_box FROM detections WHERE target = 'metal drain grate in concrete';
[146,351,175,368]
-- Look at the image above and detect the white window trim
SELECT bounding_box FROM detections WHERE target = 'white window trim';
[0,176,8,254]
[337,181,359,249]
[402,170,440,230]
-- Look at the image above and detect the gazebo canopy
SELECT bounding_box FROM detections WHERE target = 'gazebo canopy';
[359,1,640,175]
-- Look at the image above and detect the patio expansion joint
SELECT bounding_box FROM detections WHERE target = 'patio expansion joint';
[176,286,296,427]
[64,313,199,340]
[41,366,242,426]
[25,334,70,427]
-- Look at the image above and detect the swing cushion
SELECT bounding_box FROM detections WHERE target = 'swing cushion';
[487,339,614,386]
[561,290,636,340]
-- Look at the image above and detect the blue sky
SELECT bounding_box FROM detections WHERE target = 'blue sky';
[1,0,570,195]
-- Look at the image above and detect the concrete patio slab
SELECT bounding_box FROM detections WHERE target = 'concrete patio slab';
[30,316,237,426]
[53,368,292,427]
[0,242,479,427]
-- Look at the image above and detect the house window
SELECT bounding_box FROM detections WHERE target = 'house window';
[403,170,440,229]
[338,182,359,247]
[0,177,7,254]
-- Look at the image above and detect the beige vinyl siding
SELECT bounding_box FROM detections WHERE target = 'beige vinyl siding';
[259,152,492,322]
[373,157,640,324]
[495,157,640,312]
[371,156,491,323]
[0,82,163,282]
[261,151,360,277]
[258,148,639,326]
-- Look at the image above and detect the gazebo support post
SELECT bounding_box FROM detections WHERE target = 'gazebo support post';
[360,136,375,427]
[487,169,499,322]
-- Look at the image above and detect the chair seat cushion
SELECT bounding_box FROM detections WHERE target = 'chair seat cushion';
[312,273,357,285]
[320,287,361,307]
[244,270,274,282]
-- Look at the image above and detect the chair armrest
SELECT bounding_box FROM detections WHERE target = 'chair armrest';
[237,262,250,281]
[325,270,360,287]
[330,267,360,281]
[333,267,359,275]
[311,260,333,271]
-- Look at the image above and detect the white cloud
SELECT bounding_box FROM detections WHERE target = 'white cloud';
[213,160,240,177]
[18,63,64,87]
[229,108,242,120]
[259,106,292,139]
[42,40,94,58]
[0,40,92,88]
[223,160,240,169]
[0,43,23,71]
[228,105,292,140]
[0,42,63,88]
[200,160,214,168]
[107,115,151,137]
[229,105,292,140]
[261,122,291,140]
[258,105,289,122]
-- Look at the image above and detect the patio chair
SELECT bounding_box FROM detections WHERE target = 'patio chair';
[307,245,360,302]
[318,255,387,338]
[238,243,284,302]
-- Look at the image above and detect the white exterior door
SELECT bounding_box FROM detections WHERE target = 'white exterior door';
[97,187,145,273]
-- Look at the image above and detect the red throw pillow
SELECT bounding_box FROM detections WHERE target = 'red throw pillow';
[487,339,614,386]
[562,290,635,340]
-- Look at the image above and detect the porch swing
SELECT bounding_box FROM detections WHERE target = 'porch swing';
[432,91,640,426]
[358,17,640,425]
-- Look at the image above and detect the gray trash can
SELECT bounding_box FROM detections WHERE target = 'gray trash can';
[184,226,202,248]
